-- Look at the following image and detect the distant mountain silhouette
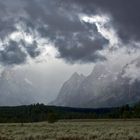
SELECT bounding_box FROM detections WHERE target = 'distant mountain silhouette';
[51,62,140,108]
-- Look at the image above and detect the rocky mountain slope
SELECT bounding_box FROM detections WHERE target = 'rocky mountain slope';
[0,69,36,106]
[51,62,140,108]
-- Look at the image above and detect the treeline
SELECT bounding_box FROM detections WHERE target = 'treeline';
[0,102,140,123]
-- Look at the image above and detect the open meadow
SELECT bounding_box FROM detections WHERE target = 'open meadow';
[0,120,140,140]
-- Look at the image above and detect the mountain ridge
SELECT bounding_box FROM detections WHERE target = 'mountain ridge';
[51,63,140,108]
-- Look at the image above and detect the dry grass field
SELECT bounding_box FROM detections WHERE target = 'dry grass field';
[0,120,140,140]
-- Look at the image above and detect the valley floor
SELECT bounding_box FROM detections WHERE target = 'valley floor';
[0,120,140,140]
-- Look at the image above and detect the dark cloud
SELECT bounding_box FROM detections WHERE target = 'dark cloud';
[0,39,41,66]
[0,0,42,65]
[21,41,41,58]
[0,0,139,65]
[0,41,27,65]
[54,32,108,63]
[72,0,140,42]
[24,0,109,63]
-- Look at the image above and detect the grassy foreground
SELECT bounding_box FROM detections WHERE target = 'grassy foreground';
[0,120,140,140]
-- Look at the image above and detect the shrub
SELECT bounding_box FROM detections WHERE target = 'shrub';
[47,112,58,123]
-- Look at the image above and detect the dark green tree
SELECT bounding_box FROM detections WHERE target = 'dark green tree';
[47,112,58,123]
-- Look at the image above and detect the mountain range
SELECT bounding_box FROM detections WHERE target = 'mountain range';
[0,69,37,106]
[0,60,140,108]
[51,62,140,108]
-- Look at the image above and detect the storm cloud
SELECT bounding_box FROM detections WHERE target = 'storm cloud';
[0,0,108,65]
[0,0,140,65]
[72,0,140,42]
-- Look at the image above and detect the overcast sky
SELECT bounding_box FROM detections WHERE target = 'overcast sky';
[0,0,140,103]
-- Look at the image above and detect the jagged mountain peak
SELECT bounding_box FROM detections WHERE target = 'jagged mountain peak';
[68,72,85,82]
[71,72,80,78]
[51,63,140,108]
